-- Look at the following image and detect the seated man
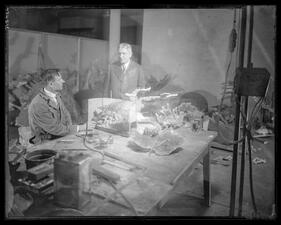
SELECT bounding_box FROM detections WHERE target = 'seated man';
[28,69,89,144]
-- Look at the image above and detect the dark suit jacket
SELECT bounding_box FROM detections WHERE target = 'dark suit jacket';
[104,60,146,99]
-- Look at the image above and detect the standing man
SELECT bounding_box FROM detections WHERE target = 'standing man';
[104,43,146,99]
[28,69,89,144]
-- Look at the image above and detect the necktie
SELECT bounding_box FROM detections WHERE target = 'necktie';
[121,65,125,73]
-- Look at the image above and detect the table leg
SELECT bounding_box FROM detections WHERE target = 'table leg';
[203,146,211,207]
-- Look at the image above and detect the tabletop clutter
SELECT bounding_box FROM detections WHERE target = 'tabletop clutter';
[11,91,216,216]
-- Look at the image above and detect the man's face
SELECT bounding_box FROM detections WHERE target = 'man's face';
[118,47,131,64]
[50,73,65,91]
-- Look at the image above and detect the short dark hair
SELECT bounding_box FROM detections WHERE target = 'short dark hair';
[41,69,60,84]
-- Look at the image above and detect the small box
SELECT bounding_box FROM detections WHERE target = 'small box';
[27,162,53,182]
[234,68,270,97]
[54,152,93,209]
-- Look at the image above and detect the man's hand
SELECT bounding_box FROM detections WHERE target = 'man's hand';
[125,87,151,100]
[78,121,97,132]
[88,120,97,130]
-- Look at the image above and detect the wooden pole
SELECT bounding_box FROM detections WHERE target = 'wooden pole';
[238,5,254,217]
[229,6,247,217]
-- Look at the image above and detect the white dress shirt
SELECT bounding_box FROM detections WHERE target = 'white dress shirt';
[44,88,57,105]
[122,60,130,73]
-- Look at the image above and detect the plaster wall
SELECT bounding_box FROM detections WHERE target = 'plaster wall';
[141,7,275,106]
[8,30,40,80]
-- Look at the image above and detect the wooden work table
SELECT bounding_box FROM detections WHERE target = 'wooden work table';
[26,127,217,217]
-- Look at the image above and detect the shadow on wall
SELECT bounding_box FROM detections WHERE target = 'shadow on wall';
[9,30,19,46]
[193,89,218,107]
[79,58,108,95]
[38,35,57,70]
[141,52,185,95]
[141,52,220,112]
[73,59,109,121]
[9,36,35,80]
